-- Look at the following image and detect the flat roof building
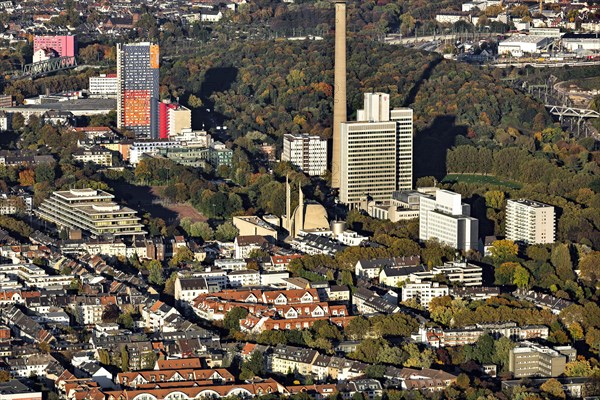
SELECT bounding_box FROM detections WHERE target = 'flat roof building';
[506,199,555,245]
[35,188,146,237]
[509,341,576,378]
[340,93,413,209]
[282,133,327,177]
[419,189,479,251]
[117,42,160,139]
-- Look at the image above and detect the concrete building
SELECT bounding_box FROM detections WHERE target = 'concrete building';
[0,380,42,400]
[331,0,347,190]
[73,146,113,166]
[233,216,278,239]
[412,261,483,287]
[498,35,553,56]
[159,102,192,139]
[89,74,118,98]
[282,133,327,176]
[117,42,160,139]
[506,199,555,245]
[401,281,449,308]
[33,35,76,59]
[419,190,479,251]
[561,33,600,52]
[340,93,413,209]
[509,342,576,378]
[35,188,146,237]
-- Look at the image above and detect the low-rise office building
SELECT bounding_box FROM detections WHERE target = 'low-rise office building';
[509,342,576,378]
[35,188,146,237]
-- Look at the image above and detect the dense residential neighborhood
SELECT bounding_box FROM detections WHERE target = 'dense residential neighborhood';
[0,0,598,399]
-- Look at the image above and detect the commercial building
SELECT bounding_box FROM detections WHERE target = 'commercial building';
[116,42,160,139]
[88,74,118,98]
[159,102,192,139]
[35,188,146,237]
[419,189,479,251]
[509,342,576,378]
[33,35,76,59]
[506,199,555,245]
[282,133,327,176]
[340,93,413,209]
[561,33,600,52]
[498,35,553,57]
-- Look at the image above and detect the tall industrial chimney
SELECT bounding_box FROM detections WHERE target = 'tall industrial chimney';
[331,0,346,189]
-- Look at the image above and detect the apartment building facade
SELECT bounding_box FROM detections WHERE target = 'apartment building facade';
[282,133,327,176]
[506,199,555,245]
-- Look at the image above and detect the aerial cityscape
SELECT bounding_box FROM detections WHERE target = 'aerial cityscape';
[0,0,599,399]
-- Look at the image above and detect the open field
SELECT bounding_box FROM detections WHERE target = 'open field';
[442,174,522,189]
[163,203,207,223]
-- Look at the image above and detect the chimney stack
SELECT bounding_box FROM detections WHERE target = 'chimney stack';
[331,0,347,189]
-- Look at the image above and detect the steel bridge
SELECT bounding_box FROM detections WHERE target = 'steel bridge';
[7,56,77,80]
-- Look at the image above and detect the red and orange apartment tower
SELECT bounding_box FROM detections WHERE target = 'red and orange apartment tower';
[116,42,160,139]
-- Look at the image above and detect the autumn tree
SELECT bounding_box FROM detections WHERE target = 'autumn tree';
[551,244,575,282]
[513,265,531,289]
[215,222,239,242]
[540,378,566,399]
[148,260,165,285]
[18,169,35,186]
[489,240,518,265]
[224,307,248,332]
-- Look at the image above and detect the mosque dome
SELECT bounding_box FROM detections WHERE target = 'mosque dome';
[292,201,329,236]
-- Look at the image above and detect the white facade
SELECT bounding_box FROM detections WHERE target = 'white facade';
[402,281,449,308]
[561,34,600,52]
[129,140,178,165]
[336,230,368,246]
[506,199,555,245]
[498,35,553,56]
[282,133,327,176]
[419,190,479,251]
[89,74,118,97]
[340,93,413,209]
[227,270,260,287]
[0,113,9,131]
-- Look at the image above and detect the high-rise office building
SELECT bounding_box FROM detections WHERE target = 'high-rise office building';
[339,93,413,209]
[117,42,160,138]
[282,133,328,176]
[506,199,555,244]
[419,189,479,251]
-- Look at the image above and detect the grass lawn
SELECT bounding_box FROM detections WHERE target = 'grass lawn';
[442,174,522,189]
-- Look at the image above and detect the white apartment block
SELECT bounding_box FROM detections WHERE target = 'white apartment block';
[228,270,260,287]
[409,261,482,287]
[506,199,555,245]
[340,93,413,209]
[282,133,327,176]
[402,281,449,308]
[419,189,479,251]
[89,74,118,98]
